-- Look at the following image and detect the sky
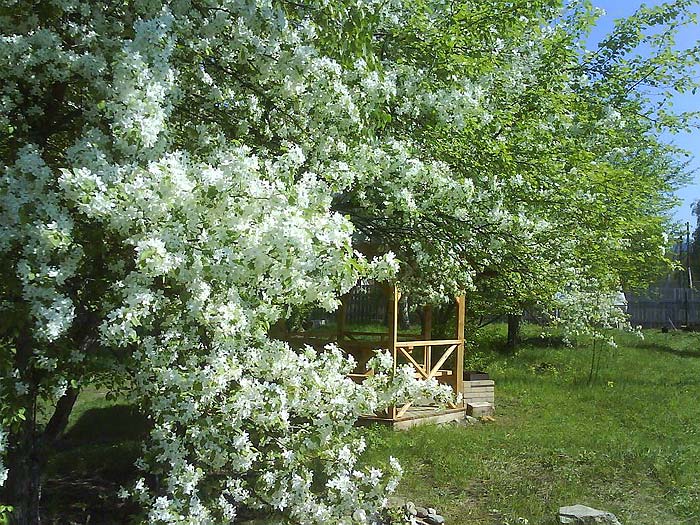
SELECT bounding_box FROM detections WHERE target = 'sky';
[587,0,700,229]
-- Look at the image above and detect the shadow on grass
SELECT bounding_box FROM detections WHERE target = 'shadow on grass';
[43,404,149,524]
[636,340,700,359]
[62,404,150,446]
[42,470,143,525]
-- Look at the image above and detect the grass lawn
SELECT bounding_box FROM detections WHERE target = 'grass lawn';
[361,326,700,525]
[41,325,700,524]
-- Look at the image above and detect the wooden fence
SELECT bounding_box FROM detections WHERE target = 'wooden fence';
[626,287,700,329]
[345,280,388,324]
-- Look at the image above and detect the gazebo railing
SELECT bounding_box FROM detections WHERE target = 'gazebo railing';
[284,284,466,422]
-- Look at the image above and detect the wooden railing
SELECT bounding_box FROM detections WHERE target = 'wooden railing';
[284,285,466,422]
[390,338,463,419]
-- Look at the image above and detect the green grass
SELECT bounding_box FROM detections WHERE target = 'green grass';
[360,325,700,524]
[41,326,700,524]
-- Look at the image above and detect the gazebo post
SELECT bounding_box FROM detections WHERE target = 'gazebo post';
[422,304,433,371]
[337,295,347,342]
[388,283,400,420]
[455,295,466,402]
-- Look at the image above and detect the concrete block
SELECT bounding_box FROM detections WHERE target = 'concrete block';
[467,401,494,417]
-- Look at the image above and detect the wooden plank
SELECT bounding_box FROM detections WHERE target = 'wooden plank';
[425,343,431,375]
[395,339,461,348]
[455,295,465,404]
[427,344,457,379]
[358,407,466,430]
[393,410,464,430]
[382,409,465,430]
[417,370,452,378]
[398,347,427,378]
[389,284,399,421]
[396,401,413,419]
[463,380,494,387]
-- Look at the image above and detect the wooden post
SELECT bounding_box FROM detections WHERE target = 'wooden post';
[421,304,433,339]
[422,304,432,371]
[389,284,400,420]
[337,295,347,342]
[455,295,465,404]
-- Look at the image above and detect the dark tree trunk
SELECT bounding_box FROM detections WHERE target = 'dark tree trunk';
[506,313,522,350]
[44,387,79,444]
[3,326,80,525]
[3,329,42,525]
[5,408,42,525]
[4,388,79,525]
[398,296,411,330]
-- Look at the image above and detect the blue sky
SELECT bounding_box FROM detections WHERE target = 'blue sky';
[587,0,699,228]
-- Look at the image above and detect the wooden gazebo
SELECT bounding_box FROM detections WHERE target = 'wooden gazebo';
[286,282,467,429]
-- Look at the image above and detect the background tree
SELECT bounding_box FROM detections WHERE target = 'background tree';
[332,0,697,342]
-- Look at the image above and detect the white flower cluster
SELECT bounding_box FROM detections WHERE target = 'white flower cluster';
[552,280,636,346]
[0,1,434,519]
[0,427,7,487]
[1,146,81,344]
[124,340,440,523]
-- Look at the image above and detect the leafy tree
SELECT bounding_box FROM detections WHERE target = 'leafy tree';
[333,0,698,340]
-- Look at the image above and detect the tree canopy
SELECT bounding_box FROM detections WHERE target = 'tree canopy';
[1,0,698,523]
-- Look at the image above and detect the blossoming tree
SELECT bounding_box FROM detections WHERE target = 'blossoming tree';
[1,0,698,524]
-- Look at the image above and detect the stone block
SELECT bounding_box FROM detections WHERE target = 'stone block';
[467,401,494,417]
[558,505,622,525]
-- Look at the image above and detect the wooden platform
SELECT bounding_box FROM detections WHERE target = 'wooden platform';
[357,406,466,430]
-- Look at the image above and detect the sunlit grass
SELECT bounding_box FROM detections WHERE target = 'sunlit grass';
[361,325,700,525]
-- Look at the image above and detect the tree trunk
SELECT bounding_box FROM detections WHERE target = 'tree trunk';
[1,330,42,524]
[3,387,78,525]
[398,296,411,330]
[5,413,42,525]
[506,313,521,350]
[44,387,79,444]
[2,333,81,524]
